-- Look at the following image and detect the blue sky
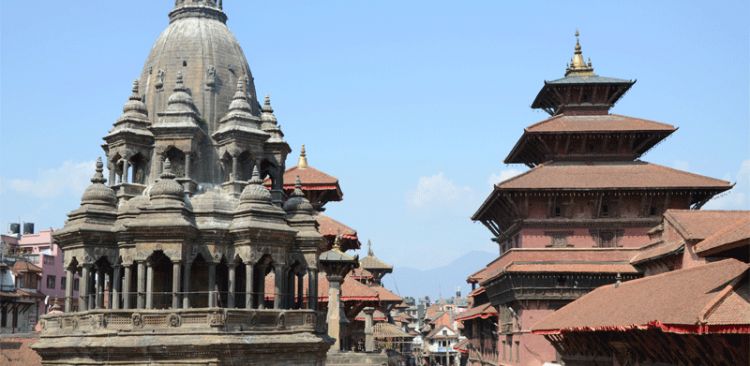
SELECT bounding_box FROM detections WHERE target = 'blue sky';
[1,1,748,275]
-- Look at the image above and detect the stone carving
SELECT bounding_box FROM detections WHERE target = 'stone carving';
[155,69,165,89]
[168,313,181,327]
[208,311,225,327]
[131,313,144,328]
[206,65,217,89]
[277,313,285,329]
[249,313,258,326]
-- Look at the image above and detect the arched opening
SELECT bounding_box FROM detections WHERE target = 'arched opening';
[149,251,173,309]
[220,152,232,182]
[129,153,148,184]
[111,154,123,185]
[254,255,274,309]
[92,257,113,310]
[190,254,209,308]
[215,257,229,307]
[164,147,186,177]
[234,257,247,308]
[236,151,253,181]
[287,261,307,309]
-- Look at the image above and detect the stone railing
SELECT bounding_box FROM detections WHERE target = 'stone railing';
[40,308,317,336]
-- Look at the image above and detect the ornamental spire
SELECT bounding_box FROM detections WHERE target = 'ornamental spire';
[91,157,106,184]
[298,145,309,168]
[367,240,374,256]
[565,30,595,77]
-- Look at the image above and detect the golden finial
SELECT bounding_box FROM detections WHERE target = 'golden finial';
[297,144,309,169]
[333,234,343,251]
[565,29,594,77]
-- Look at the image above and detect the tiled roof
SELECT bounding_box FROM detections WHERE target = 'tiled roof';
[454,338,470,353]
[269,166,340,190]
[316,213,358,241]
[360,255,393,271]
[350,267,374,279]
[664,210,749,241]
[694,216,750,256]
[455,303,497,322]
[370,285,402,303]
[374,322,413,339]
[630,240,684,265]
[12,260,42,274]
[494,161,731,191]
[468,248,640,285]
[533,259,750,334]
[525,114,676,133]
[354,309,388,322]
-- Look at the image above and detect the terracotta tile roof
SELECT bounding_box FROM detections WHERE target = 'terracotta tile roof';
[426,325,458,339]
[467,286,485,297]
[374,322,413,339]
[694,216,750,256]
[454,338,470,353]
[533,259,750,335]
[315,213,358,241]
[266,165,342,193]
[494,161,731,191]
[456,303,497,322]
[505,262,638,274]
[664,210,749,241]
[630,240,684,265]
[370,285,402,303]
[468,248,640,285]
[350,267,374,279]
[525,114,676,133]
[12,261,42,274]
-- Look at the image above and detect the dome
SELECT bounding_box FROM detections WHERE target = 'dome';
[139,1,258,134]
[283,177,314,213]
[81,158,117,206]
[150,159,186,199]
[240,167,272,204]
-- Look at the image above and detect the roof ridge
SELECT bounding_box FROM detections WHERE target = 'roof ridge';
[612,258,746,289]
[608,113,676,129]
[698,271,747,323]
[524,113,566,131]
[495,161,549,188]
[648,161,732,186]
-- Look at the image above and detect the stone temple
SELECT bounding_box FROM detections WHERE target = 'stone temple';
[32,1,332,365]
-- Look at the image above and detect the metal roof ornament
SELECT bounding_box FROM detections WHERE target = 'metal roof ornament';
[298,145,308,169]
[565,30,595,77]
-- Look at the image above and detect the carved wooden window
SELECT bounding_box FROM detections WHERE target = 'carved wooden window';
[546,231,573,247]
[599,231,615,247]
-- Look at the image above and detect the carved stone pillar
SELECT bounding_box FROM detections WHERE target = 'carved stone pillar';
[123,264,132,309]
[208,262,216,307]
[227,263,236,308]
[244,262,254,309]
[122,158,130,184]
[108,163,116,186]
[79,264,90,311]
[182,260,191,309]
[307,269,318,310]
[185,153,192,179]
[136,261,145,309]
[327,275,343,352]
[172,261,181,309]
[65,267,74,312]
[257,265,266,309]
[145,261,154,309]
[112,265,121,310]
[296,273,304,309]
[363,307,375,352]
[274,266,283,309]
[231,155,238,181]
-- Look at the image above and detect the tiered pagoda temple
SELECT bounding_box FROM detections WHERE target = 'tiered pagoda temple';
[33,1,331,365]
[467,32,732,366]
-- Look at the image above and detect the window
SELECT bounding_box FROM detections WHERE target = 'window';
[47,275,56,289]
[61,276,67,290]
[73,278,79,291]
[599,231,615,247]
[43,255,54,265]
[601,203,609,217]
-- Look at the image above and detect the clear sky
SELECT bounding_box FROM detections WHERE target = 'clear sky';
[1,1,748,272]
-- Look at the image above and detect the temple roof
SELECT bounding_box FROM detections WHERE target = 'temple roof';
[265,145,344,206]
[360,241,394,272]
[455,303,497,322]
[370,284,403,303]
[663,209,750,241]
[467,247,639,285]
[694,217,750,256]
[315,213,360,250]
[532,259,750,335]
[354,309,388,322]
[523,114,675,134]
[630,240,684,265]
[373,322,413,339]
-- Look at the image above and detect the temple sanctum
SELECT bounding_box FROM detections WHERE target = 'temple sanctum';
[32,1,332,365]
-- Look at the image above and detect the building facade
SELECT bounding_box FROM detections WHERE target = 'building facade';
[32,1,332,365]
[468,32,732,366]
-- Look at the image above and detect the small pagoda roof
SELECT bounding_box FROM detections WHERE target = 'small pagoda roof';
[360,240,394,272]
[354,309,388,322]
[370,284,403,303]
[350,267,374,280]
[374,322,413,339]
[467,247,640,285]
[266,145,343,203]
[532,259,750,335]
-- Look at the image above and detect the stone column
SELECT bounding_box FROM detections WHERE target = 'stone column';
[182,260,191,309]
[172,261,181,309]
[208,262,216,307]
[363,307,375,352]
[257,266,266,309]
[65,267,74,312]
[145,262,154,309]
[274,266,283,309]
[296,273,304,309]
[136,261,145,309]
[112,265,121,310]
[122,158,130,184]
[88,271,96,310]
[308,269,318,310]
[123,264,132,309]
[108,163,116,186]
[227,263,236,308]
[79,264,90,311]
[95,267,104,309]
[327,275,343,352]
[231,155,238,181]
[185,154,192,179]
[244,262,254,309]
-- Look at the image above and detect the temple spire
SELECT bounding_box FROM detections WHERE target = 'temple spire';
[298,145,309,168]
[91,158,106,184]
[170,0,227,23]
[367,240,374,256]
[565,30,595,77]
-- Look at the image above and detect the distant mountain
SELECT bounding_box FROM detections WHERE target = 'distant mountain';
[383,250,497,300]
